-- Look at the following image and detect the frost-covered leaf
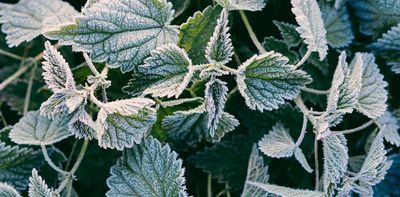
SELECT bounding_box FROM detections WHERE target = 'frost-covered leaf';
[45,0,178,73]
[259,123,296,158]
[320,1,354,48]
[352,132,392,196]
[215,0,266,11]
[273,21,302,47]
[10,111,72,146]
[123,45,193,98]
[356,53,388,119]
[205,9,233,64]
[28,169,53,197]
[0,0,77,47]
[241,145,270,197]
[42,41,75,93]
[322,134,348,189]
[68,107,97,140]
[179,6,223,64]
[370,23,400,74]
[0,183,20,197]
[162,106,239,147]
[40,91,85,119]
[106,137,187,197]
[0,142,43,191]
[258,123,313,173]
[96,98,156,150]
[373,154,400,196]
[262,36,299,64]
[205,78,228,137]
[247,182,325,197]
[291,0,328,60]
[376,111,400,146]
[237,52,312,112]
[349,0,400,36]
[337,52,363,114]
[189,135,254,190]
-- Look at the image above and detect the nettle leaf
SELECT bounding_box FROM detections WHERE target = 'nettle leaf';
[96,98,156,150]
[376,111,400,147]
[350,0,400,36]
[162,106,239,148]
[106,137,187,197]
[0,183,20,197]
[40,42,85,119]
[337,52,363,114]
[189,135,253,190]
[320,0,354,48]
[28,169,54,197]
[370,23,400,74]
[123,45,193,98]
[0,0,77,47]
[205,9,233,64]
[10,111,71,146]
[374,154,400,196]
[356,53,388,119]
[45,0,178,73]
[0,142,43,190]
[42,41,75,93]
[322,134,348,189]
[248,182,325,197]
[179,6,223,64]
[291,0,328,60]
[273,21,302,47]
[352,132,392,196]
[262,36,299,64]
[237,52,312,112]
[68,107,97,140]
[205,78,229,137]
[215,0,266,11]
[241,145,270,197]
[258,123,313,173]
[40,91,85,119]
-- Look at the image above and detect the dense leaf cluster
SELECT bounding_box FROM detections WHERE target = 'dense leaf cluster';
[0,0,399,196]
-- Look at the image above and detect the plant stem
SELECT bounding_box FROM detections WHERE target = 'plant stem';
[295,49,312,69]
[207,174,212,197]
[221,65,238,75]
[83,53,100,76]
[332,120,375,135]
[302,87,330,95]
[23,63,37,115]
[0,45,52,91]
[225,183,231,197]
[66,140,79,170]
[294,96,310,114]
[239,10,266,54]
[295,114,308,147]
[41,145,70,176]
[314,138,319,190]
[55,140,89,194]
[0,49,24,61]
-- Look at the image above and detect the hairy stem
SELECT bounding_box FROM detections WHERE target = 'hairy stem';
[314,138,319,190]
[55,140,89,194]
[65,140,79,170]
[0,44,58,91]
[239,10,266,54]
[41,145,70,176]
[295,49,312,69]
[0,49,24,61]
[295,114,308,147]
[332,120,375,135]
[302,87,330,95]
[23,63,37,115]
[83,53,100,76]
[221,65,238,75]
